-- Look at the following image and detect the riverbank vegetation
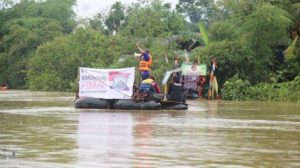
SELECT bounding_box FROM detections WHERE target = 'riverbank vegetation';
[0,0,299,101]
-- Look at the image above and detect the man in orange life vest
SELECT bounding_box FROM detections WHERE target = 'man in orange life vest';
[136,43,152,80]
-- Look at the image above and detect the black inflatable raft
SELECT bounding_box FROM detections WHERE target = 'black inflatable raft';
[74,97,188,110]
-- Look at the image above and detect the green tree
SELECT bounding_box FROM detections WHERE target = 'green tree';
[89,13,106,33]
[176,0,215,23]
[191,40,255,86]
[28,29,107,91]
[105,2,125,34]
[28,0,76,33]
[239,3,292,71]
[209,20,237,42]
[121,0,185,38]
[0,18,63,88]
[0,0,75,88]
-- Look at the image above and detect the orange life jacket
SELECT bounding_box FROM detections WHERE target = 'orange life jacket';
[139,60,151,71]
[148,54,152,66]
[139,53,152,71]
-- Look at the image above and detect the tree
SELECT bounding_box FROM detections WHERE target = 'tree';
[89,13,106,33]
[176,0,215,23]
[209,20,237,42]
[0,18,63,88]
[28,29,107,91]
[105,2,125,34]
[191,40,256,86]
[239,3,292,69]
[121,0,185,38]
[0,0,75,88]
[30,0,76,33]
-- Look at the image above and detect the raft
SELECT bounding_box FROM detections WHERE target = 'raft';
[74,97,112,109]
[74,97,188,110]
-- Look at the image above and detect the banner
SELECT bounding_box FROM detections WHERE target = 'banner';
[162,69,181,85]
[79,67,135,99]
[181,63,207,76]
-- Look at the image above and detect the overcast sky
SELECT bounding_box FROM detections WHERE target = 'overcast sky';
[75,0,178,18]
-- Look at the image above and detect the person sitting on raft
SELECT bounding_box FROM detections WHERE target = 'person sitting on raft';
[138,76,161,99]
[167,76,186,103]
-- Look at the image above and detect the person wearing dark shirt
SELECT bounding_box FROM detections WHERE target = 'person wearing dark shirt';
[167,76,185,103]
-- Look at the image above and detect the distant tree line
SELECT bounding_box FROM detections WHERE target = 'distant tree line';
[0,0,299,100]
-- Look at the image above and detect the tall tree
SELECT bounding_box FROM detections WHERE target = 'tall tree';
[176,0,214,23]
[239,2,292,66]
[0,0,75,88]
[0,18,63,88]
[89,13,106,33]
[121,0,185,38]
[105,1,125,34]
[29,0,76,33]
[28,29,107,91]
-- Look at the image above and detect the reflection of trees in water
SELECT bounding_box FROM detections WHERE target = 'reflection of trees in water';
[0,113,77,163]
[133,111,186,167]
[77,112,133,166]
[133,114,153,167]
[76,110,186,167]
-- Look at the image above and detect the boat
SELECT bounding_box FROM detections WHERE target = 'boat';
[74,97,188,110]
[74,67,188,110]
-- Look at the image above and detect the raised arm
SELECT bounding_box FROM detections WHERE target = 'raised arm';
[136,43,145,53]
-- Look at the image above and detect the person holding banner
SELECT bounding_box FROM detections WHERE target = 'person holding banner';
[136,43,152,80]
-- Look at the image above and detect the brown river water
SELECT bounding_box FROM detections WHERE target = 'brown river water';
[0,90,299,167]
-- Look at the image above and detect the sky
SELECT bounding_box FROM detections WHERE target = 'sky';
[76,0,178,18]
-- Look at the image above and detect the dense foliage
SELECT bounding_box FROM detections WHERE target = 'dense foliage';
[0,0,299,101]
[222,75,300,101]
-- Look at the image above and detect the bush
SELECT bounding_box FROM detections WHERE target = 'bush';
[221,75,251,100]
[222,75,300,102]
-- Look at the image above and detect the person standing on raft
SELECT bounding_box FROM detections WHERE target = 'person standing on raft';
[136,43,152,80]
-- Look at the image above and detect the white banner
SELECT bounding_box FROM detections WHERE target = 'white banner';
[79,67,135,99]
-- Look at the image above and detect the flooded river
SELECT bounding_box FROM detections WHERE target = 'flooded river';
[0,90,299,167]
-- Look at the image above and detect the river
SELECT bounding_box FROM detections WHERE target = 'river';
[0,90,299,167]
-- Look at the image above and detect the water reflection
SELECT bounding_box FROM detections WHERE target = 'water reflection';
[77,111,133,167]
[133,113,155,168]
[0,109,77,164]
[76,110,187,167]
[0,91,299,167]
[0,90,77,167]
